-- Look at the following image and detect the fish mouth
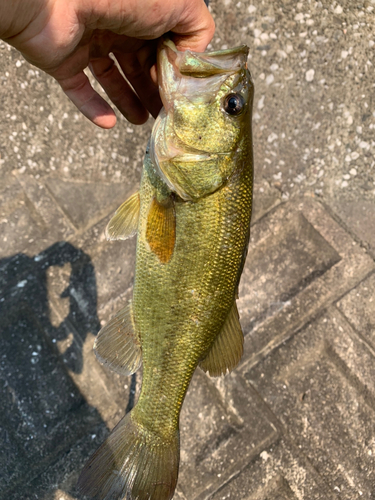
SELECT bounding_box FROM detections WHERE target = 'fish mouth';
[157,38,249,111]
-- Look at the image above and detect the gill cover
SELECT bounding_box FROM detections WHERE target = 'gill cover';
[150,39,253,201]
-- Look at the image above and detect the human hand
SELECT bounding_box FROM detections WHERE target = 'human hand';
[1,0,214,128]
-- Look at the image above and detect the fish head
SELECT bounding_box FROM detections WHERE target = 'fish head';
[150,39,253,201]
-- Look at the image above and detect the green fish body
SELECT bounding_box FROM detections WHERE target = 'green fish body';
[78,39,254,500]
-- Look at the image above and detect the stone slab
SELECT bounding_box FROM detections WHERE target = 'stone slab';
[0,175,45,259]
[9,423,108,500]
[44,178,131,230]
[243,307,375,499]
[328,198,375,258]
[16,174,74,243]
[240,209,340,328]
[336,272,375,350]
[0,305,102,496]
[89,238,136,317]
[177,370,279,500]
[210,439,333,500]
[0,205,43,259]
[251,178,281,224]
[237,196,375,372]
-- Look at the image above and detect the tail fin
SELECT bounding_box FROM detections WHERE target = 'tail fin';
[77,410,180,500]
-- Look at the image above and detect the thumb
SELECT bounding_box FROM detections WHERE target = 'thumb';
[171,0,215,53]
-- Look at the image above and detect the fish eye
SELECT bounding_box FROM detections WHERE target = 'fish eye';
[224,93,245,115]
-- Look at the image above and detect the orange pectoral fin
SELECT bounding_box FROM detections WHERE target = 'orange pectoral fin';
[146,195,176,264]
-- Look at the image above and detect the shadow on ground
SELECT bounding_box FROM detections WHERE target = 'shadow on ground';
[0,242,134,499]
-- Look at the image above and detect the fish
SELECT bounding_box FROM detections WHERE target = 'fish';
[77,38,254,500]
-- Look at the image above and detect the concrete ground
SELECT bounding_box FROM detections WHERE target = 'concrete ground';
[0,0,374,499]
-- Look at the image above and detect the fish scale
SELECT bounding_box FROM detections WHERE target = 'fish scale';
[78,38,253,500]
[133,145,252,437]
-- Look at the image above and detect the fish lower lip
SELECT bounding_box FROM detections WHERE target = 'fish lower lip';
[169,151,231,161]
[170,153,210,162]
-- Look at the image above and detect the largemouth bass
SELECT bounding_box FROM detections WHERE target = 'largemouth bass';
[78,38,254,500]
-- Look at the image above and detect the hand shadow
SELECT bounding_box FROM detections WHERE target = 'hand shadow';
[0,241,106,497]
[0,241,101,375]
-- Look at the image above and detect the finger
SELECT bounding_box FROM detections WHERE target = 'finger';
[58,71,117,129]
[114,51,162,119]
[171,1,215,52]
[90,0,215,52]
[89,55,149,125]
[136,41,159,87]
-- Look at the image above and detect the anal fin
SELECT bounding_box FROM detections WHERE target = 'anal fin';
[199,301,244,377]
[94,301,142,376]
[146,195,176,264]
[106,191,140,241]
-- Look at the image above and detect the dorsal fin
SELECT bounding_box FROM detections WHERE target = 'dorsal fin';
[106,191,140,241]
[94,302,142,376]
[146,195,176,264]
[199,301,244,377]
